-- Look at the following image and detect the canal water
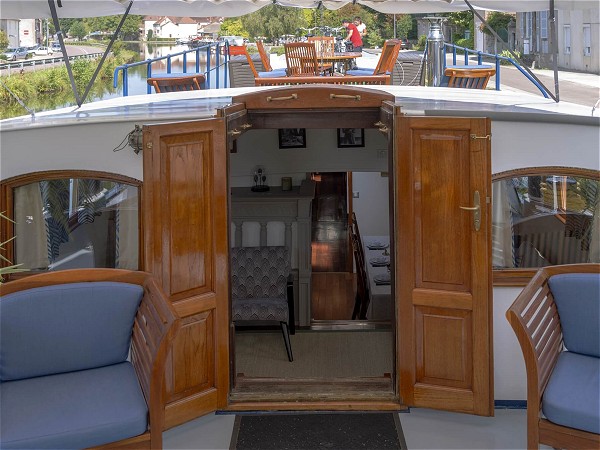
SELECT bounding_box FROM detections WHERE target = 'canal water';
[104,42,229,99]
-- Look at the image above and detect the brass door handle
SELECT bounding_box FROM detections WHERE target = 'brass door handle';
[460,190,481,231]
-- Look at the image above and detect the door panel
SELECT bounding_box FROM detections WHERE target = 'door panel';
[143,120,230,428]
[396,117,493,416]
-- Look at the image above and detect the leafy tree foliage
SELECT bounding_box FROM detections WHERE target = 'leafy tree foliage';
[0,31,9,50]
[69,21,88,41]
[220,18,247,37]
[240,5,307,42]
[479,12,514,36]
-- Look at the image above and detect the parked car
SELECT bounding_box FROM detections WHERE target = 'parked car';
[34,46,54,56]
[3,47,29,61]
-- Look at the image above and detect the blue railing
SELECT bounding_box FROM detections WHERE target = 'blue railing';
[113,41,229,96]
[443,43,549,98]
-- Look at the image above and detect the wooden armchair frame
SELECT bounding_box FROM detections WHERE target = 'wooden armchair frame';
[444,67,496,89]
[256,41,273,72]
[284,42,320,77]
[506,264,600,450]
[1,269,180,450]
[373,39,402,76]
[147,75,205,93]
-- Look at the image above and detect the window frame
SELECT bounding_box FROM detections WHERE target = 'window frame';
[492,166,599,286]
[0,170,143,280]
[583,23,591,56]
[563,24,571,54]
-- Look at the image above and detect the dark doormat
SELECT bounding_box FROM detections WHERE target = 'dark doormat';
[230,412,407,450]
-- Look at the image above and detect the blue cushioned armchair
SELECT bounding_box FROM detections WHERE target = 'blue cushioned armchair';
[231,246,294,362]
[0,269,179,449]
[506,264,600,450]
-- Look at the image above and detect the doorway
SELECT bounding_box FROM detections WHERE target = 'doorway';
[310,172,355,321]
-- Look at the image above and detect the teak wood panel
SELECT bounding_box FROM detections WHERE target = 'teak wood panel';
[395,116,493,416]
[143,120,230,428]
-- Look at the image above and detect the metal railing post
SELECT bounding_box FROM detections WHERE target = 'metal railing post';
[122,67,128,96]
[183,52,187,73]
[167,56,171,73]
[147,62,153,94]
[196,48,200,73]
[495,58,501,91]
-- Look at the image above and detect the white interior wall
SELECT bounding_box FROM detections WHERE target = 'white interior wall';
[2,118,599,401]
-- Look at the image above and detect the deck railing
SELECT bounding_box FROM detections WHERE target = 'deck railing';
[113,41,229,96]
[443,43,550,98]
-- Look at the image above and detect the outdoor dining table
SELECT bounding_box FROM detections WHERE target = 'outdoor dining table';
[316,52,362,74]
[362,235,394,321]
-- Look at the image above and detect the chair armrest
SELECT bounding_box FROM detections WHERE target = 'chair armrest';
[287,273,295,335]
[131,275,180,447]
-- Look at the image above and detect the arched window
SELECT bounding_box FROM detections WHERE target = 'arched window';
[492,167,599,284]
[1,171,141,276]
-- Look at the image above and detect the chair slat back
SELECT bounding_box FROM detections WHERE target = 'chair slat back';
[284,42,319,77]
[308,36,335,58]
[256,41,272,72]
[243,45,260,78]
[445,67,496,89]
[373,39,402,76]
[150,76,204,93]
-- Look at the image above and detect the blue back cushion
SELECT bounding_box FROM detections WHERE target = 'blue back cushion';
[548,273,600,358]
[0,282,143,381]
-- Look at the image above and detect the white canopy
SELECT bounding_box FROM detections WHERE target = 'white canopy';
[1,0,598,18]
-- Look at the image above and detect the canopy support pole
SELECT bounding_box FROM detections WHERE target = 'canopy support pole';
[549,0,560,101]
[47,0,133,107]
[80,0,133,105]
[463,0,558,102]
[48,0,81,106]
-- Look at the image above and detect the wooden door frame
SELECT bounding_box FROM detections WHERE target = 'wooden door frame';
[226,87,402,410]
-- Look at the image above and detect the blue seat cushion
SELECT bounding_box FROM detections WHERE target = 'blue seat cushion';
[542,351,600,434]
[0,362,148,449]
[346,69,374,76]
[258,69,287,78]
[0,282,143,381]
[548,273,600,357]
[232,297,288,323]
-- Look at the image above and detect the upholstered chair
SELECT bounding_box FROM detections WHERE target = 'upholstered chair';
[231,246,294,361]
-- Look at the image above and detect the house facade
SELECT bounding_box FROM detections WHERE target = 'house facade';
[516,8,599,73]
[143,16,198,40]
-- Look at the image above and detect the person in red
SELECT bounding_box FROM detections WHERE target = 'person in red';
[342,19,363,53]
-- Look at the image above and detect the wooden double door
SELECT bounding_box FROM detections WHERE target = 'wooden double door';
[142,86,493,427]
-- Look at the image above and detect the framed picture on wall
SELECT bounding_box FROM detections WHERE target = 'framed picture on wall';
[337,128,365,148]
[278,128,306,149]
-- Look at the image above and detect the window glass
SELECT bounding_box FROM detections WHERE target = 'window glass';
[492,174,599,269]
[564,25,571,54]
[583,24,591,56]
[13,178,139,271]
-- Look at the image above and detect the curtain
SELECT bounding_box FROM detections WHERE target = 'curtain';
[14,183,50,270]
[491,180,515,268]
[115,185,139,270]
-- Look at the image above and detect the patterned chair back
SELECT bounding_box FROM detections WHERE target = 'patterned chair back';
[230,246,290,299]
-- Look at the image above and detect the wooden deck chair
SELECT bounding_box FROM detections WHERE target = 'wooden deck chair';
[346,39,401,77]
[244,43,287,83]
[147,74,205,93]
[284,42,320,77]
[445,67,496,89]
[308,36,335,74]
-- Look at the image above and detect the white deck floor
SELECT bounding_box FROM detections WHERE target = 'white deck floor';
[163,407,552,449]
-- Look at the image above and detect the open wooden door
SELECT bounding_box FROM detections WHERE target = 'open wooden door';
[395,116,493,416]
[143,119,230,428]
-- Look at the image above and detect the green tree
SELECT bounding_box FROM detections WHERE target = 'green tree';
[146,29,153,41]
[220,18,247,38]
[241,5,307,42]
[479,12,514,36]
[69,21,88,41]
[0,30,9,50]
